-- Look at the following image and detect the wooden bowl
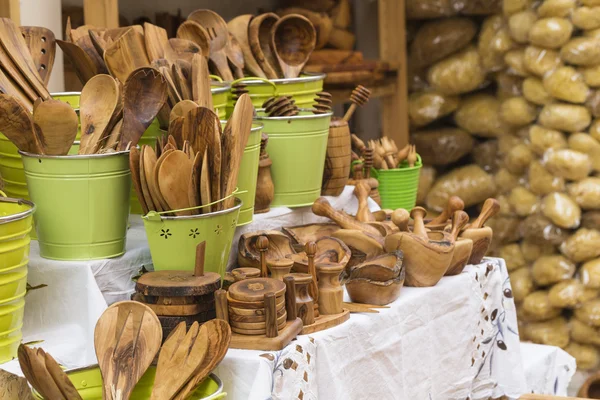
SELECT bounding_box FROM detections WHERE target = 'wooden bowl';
[287,236,351,273]
[460,226,492,265]
[331,229,385,268]
[346,273,405,306]
[346,251,403,282]
[445,238,473,276]
[238,230,295,268]
[281,223,341,246]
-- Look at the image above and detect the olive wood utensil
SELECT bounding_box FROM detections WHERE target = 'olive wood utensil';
[271,14,317,79]
[200,150,212,214]
[248,13,282,79]
[118,67,168,151]
[70,25,108,75]
[33,99,78,155]
[170,100,198,121]
[160,66,183,107]
[426,196,464,227]
[158,150,194,215]
[227,15,266,78]
[391,208,410,232]
[140,146,158,212]
[144,22,176,62]
[57,39,98,84]
[342,85,370,122]
[129,147,149,214]
[18,345,66,400]
[445,211,473,276]
[0,41,40,103]
[89,29,108,58]
[150,322,208,400]
[312,197,382,237]
[0,68,33,110]
[143,146,170,212]
[191,54,213,109]
[104,28,151,84]
[168,117,184,147]
[226,33,245,79]
[154,148,175,214]
[19,26,56,86]
[221,93,253,210]
[173,319,231,400]
[354,180,375,222]
[189,152,202,214]
[470,198,500,229]
[94,301,162,400]
[407,145,417,168]
[42,348,83,400]
[188,10,234,81]
[0,94,43,153]
[172,63,193,100]
[168,38,204,64]
[176,21,210,57]
[79,74,120,154]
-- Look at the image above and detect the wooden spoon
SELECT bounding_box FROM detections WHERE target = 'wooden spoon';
[248,13,282,79]
[118,67,168,151]
[200,149,212,214]
[188,10,234,81]
[144,22,175,62]
[129,147,149,215]
[140,146,158,212]
[143,146,170,212]
[17,345,65,400]
[228,15,266,78]
[151,321,209,400]
[189,152,202,214]
[191,54,213,109]
[168,38,204,64]
[104,28,150,84]
[19,26,56,86]
[172,63,192,100]
[94,301,162,400]
[168,117,184,148]
[0,68,33,110]
[158,150,194,215]
[173,319,231,400]
[70,26,108,75]
[271,14,317,79]
[154,148,175,214]
[170,100,198,121]
[33,99,78,155]
[57,39,98,84]
[89,29,108,57]
[0,94,43,153]
[226,33,245,79]
[176,21,210,57]
[42,348,83,400]
[221,93,253,210]
[79,74,120,154]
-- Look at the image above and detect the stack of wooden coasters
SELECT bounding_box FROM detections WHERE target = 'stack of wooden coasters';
[133,242,221,339]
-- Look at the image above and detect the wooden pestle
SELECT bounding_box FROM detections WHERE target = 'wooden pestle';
[391,209,410,231]
[354,180,375,222]
[427,196,464,227]
[351,133,366,153]
[471,198,500,229]
[257,235,269,278]
[214,289,228,322]
[450,211,470,241]
[312,197,382,237]
[306,241,319,302]
[283,275,297,321]
[264,293,278,338]
[446,210,473,276]
[410,207,428,238]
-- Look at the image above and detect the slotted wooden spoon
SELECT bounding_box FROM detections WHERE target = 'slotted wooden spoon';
[188,10,234,81]
[19,26,56,86]
[33,99,78,155]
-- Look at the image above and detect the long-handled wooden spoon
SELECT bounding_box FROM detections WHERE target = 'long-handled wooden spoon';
[104,28,151,84]
[158,150,194,215]
[228,15,266,78]
[188,10,234,81]
[19,26,56,86]
[118,67,168,151]
[191,54,213,109]
[248,13,282,79]
[168,38,204,64]
[79,74,120,154]
[176,21,210,58]
[0,94,43,153]
[271,14,317,79]
[33,99,78,155]
[94,301,162,400]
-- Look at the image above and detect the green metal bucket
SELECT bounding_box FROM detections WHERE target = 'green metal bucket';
[255,110,332,207]
[212,82,230,120]
[32,366,226,399]
[219,121,262,226]
[0,330,21,363]
[226,73,325,117]
[143,198,242,277]
[21,151,131,261]
[373,156,422,210]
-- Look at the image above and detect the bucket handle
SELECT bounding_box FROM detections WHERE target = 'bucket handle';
[210,75,223,83]
[0,190,6,198]
[231,77,278,96]
[144,188,246,221]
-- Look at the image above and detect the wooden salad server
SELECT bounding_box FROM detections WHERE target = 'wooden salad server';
[271,14,317,79]
[460,198,500,265]
[248,13,282,79]
[227,15,266,78]
[19,26,56,86]
[18,345,66,400]
[42,348,83,399]
[445,211,473,276]
[188,9,234,81]
[33,99,78,155]
[0,94,44,153]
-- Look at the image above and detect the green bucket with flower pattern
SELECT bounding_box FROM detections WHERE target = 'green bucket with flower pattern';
[142,198,242,277]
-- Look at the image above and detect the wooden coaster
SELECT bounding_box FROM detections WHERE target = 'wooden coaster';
[228,302,285,317]
[136,270,221,297]
[230,318,303,351]
[144,301,215,316]
[231,317,287,335]
[229,307,286,324]
[132,292,215,305]
[226,293,285,309]
[228,278,285,302]
[231,267,261,278]
[301,308,350,335]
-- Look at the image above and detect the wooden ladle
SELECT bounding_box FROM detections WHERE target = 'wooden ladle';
[227,15,266,78]
[460,198,500,265]
[271,14,317,79]
[188,9,234,81]
[248,13,282,79]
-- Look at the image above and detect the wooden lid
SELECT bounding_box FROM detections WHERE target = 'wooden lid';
[228,278,286,302]
[135,270,221,297]
[232,267,261,278]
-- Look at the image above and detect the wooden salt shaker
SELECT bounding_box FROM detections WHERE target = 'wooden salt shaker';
[317,264,344,315]
[287,273,315,326]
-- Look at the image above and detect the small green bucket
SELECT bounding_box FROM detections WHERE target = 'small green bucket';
[373,156,422,210]
[226,73,325,117]
[255,110,332,207]
[32,366,226,399]
[143,198,242,277]
[21,151,131,261]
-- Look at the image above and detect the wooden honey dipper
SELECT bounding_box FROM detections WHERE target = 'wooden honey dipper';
[362,147,373,179]
[262,96,299,117]
[342,85,371,122]
[313,92,332,114]
[231,82,249,100]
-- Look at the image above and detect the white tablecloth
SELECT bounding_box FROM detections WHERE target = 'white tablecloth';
[0,187,576,398]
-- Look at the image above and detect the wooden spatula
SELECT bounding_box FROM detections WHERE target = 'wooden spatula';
[0,94,43,153]
[200,149,211,215]
[104,28,150,84]
[79,74,120,154]
[57,39,98,84]
[94,301,162,400]
[144,22,175,62]
[173,319,231,400]
[18,345,66,400]
[118,67,168,151]
[33,99,78,155]
[41,349,83,400]
[158,150,194,216]
[151,321,209,400]
[221,93,254,210]
[129,147,149,215]
[19,26,56,86]
[191,54,213,109]
[143,146,170,212]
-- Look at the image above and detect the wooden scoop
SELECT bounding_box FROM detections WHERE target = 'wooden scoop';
[0,94,43,153]
[118,67,168,151]
[176,21,210,58]
[57,39,98,84]
[228,15,266,78]
[158,150,194,215]
[271,14,317,79]
[354,180,374,222]
[426,196,464,228]
[312,197,382,237]
[20,26,56,86]
[79,74,120,154]
[94,301,162,400]
[104,28,150,84]
[150,321,208,400]
[188,10,234,81]
[33,99,78,155]
[191,54,213,109]
[248,13,282,79]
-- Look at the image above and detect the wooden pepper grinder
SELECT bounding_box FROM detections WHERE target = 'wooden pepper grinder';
[257,235,269,278]
[306,242,320,318]
[317,263,344,315]
[288,273,315,326]
[255,133,274,214]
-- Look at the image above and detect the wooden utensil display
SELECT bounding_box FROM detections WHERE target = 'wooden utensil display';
[255,133,274,213]
[248,13,282,79]
[227,15,266,78]
[32,99,78,156]
[460,198,500,265]
[19,26,56,86]
[94,301,162,400]
[445,211,473,276]
[271,14,317,79]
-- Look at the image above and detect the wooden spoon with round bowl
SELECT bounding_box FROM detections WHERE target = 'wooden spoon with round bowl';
[33,99,78,155]
[158,150,194,216]
[176,21,210,58]
[168,38,205,64]
[227,15,266,78]
[248,13,282,79]
[271,14,317,79]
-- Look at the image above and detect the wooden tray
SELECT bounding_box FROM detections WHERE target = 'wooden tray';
[229,318,303,351]
[301,309,350,334]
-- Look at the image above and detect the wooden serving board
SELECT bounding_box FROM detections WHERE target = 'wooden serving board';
[301,308,350,335]
[228,278,286,302]
[136,270,221,297]
[226,293,285,309]
[230,312,287,330]
[228,303,285,318]
[230,318,303,351]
